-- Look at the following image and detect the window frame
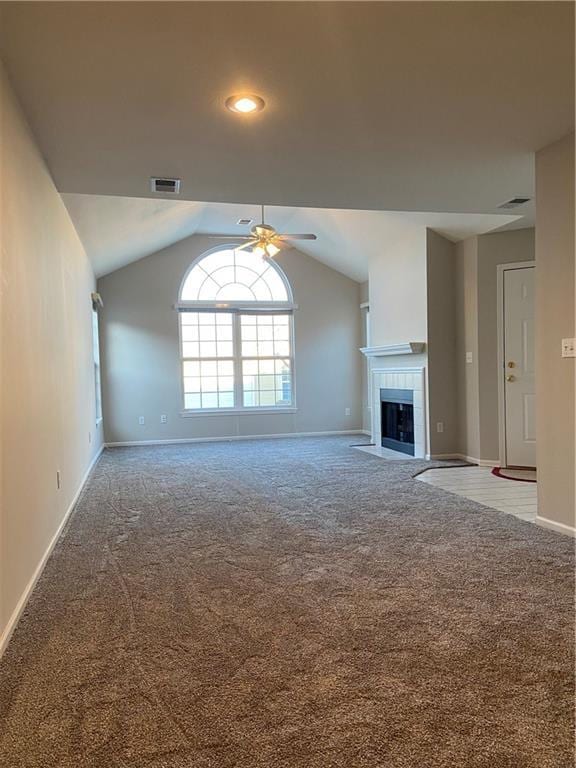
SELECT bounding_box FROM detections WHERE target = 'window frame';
[177,246,297,416]
[92,307,103,425]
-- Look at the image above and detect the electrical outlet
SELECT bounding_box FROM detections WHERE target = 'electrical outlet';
[345,408,351,416]
[56,471,61,490]
[561,338,576,358]
[138,416,145,425]
[436,422,444,433]
[160,414,168,423]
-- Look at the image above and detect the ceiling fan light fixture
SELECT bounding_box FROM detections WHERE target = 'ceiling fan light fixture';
[252,243,267,259]
[225,94,265,114]
[266,242,280,258]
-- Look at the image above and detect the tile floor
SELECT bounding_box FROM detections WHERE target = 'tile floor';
[416,465,537,523]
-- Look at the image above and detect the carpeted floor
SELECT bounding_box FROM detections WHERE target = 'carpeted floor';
[0,436,574,767]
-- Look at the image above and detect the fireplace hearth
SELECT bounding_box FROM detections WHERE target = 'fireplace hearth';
[380,388,415,455]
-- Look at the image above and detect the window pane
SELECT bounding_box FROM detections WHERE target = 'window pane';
[185,393,202,409]
[243,390,258,407]
[182,341,199,358]
[219,376,234,393]
[260,390,275,406]
[274,340,290,356]
[219,391,234,408]
[197,277,220,301]
[217,341,233,357]
[211,265,236,287]
[181,324,199,342]
[183,361,200,377]
[199,325,216,341]
[218,360,234,376]
[201,392,218,409]
[199,341,217,357]
[216,283,254,301]
[258,341,274,357]
[242,340,258,357]
[184,377,201,394]
[180,270,206,301]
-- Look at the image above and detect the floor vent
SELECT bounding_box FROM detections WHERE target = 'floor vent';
[498,197,531,209]
[150,177,181,194]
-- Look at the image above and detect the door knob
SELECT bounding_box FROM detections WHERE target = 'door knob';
[506,374,516,382]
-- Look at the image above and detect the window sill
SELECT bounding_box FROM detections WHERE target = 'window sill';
[180,407,297,417]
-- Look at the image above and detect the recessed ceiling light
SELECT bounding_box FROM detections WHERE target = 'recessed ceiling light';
[225,94,265,114]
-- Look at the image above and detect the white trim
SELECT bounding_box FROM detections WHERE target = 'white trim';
[360,343,425,358]
[497,261,536,468]
[175,301,298,312]
[535,516,576,537]
[370,366,427,458]
[180,407,297,417]
[0,445,105,658]
[428,453,500,467]
[105,430,364,448]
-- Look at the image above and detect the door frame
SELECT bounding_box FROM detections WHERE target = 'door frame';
[497,261,536,468]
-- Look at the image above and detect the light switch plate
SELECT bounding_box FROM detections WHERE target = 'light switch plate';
[466,352,473,364]
[561,338,576,358]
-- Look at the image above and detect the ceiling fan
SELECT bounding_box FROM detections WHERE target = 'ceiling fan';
[210,205,317,258]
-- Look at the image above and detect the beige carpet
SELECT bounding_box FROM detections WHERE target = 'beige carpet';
[0,437,573,767]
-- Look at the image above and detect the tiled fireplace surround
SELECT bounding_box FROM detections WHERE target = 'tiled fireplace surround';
[371,366,427,458]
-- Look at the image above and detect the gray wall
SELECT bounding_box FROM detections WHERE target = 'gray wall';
[0,62,102,644]
[477,229,535,461]
[98,236,363,443]
[454,228,534,461]
[455,237,481,459]
[426,231,458,455]
[535,133,575,529]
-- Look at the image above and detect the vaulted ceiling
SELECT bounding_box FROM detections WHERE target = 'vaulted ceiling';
[62,194,521,280]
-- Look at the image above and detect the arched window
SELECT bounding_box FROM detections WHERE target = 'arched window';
[177,247,295,412]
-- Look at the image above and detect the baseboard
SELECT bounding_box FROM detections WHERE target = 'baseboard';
[0,444,105,658]
[105,430,364,448]
[535,515,576,537]
[428,453,500,467]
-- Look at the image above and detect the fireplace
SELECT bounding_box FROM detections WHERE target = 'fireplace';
[380,388,415,455]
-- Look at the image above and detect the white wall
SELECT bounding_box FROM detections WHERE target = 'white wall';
[0,62,103,645]
[98,236,363,443]
[535,133,575,530]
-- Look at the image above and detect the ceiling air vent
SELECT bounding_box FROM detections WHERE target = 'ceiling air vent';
[237,217,253,225]
[150,177,181,195]
[498,197,531,210]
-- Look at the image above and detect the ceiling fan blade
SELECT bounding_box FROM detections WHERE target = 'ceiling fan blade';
[235,240,258,252]
[206,235,253,239]
[278,234,317,241]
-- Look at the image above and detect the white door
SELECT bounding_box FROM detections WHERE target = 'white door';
[503,266,536,467]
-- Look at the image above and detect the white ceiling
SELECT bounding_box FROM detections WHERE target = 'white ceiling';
[1,2,573,216]
[62,194,522,280]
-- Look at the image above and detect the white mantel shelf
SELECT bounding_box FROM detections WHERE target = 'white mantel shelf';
[360,342,425,358]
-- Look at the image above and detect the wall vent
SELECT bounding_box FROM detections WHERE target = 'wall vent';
[497,196,531,210]
[150,177,181,194]
[237,217,253,225]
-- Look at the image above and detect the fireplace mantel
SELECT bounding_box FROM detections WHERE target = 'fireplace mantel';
[360,342,425,358]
